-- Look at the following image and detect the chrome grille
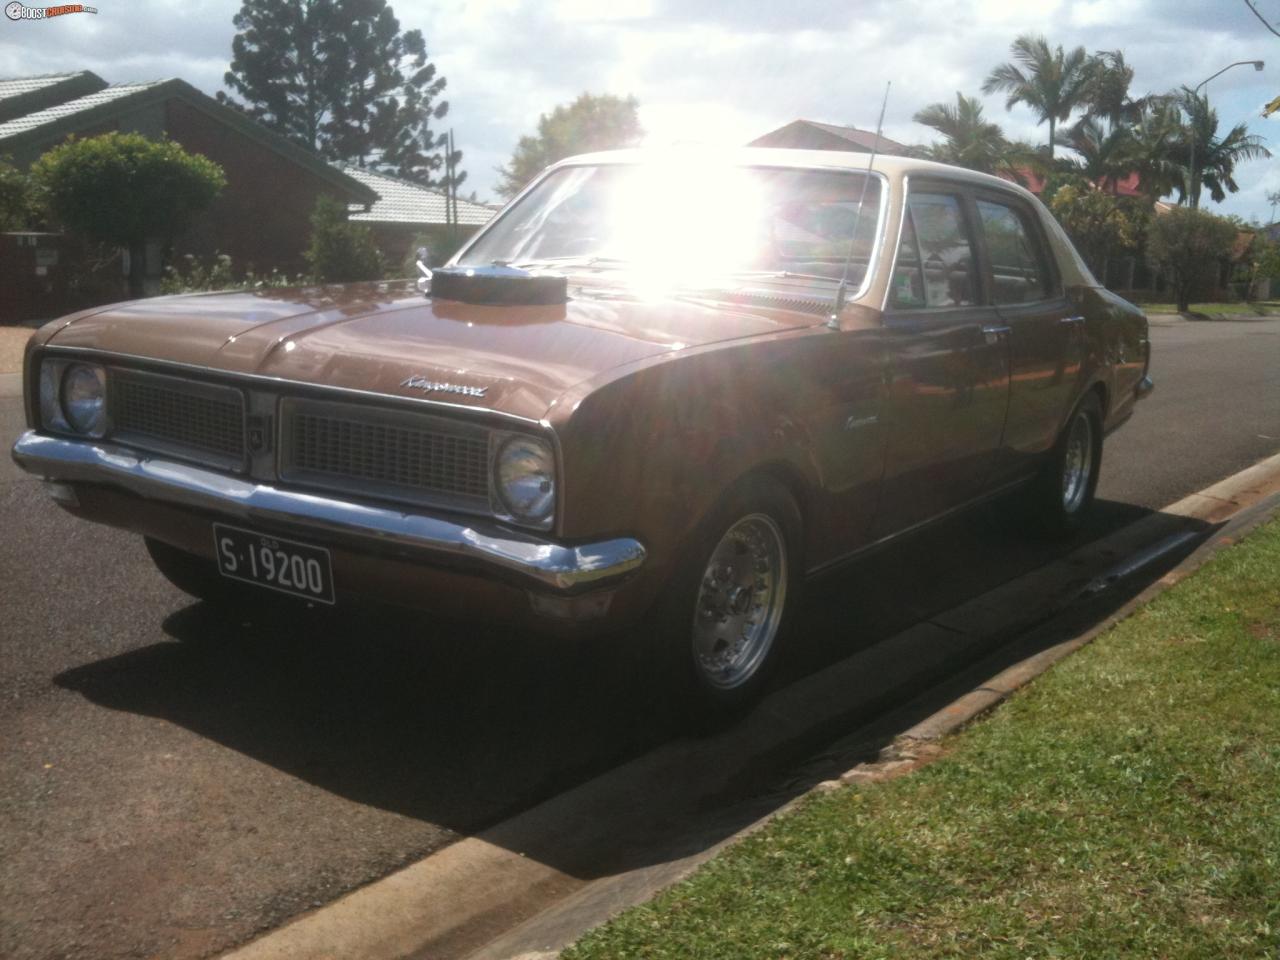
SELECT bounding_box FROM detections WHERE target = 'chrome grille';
[280,398,491,509]
[110,370,246,471]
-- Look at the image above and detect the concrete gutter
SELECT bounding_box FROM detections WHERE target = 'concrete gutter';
[219,452,1280,960]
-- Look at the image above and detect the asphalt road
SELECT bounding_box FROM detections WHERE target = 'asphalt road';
[1,317,1277,960]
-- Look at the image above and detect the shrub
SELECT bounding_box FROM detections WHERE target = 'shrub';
[159,252,302,294]
[0,156,42,230]
[31,133,225,297]
[304,194,384,282]
[1146,207,1238,312]
[1048,184,1144,278]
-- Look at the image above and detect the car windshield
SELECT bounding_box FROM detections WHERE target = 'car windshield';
[457,160,884,291]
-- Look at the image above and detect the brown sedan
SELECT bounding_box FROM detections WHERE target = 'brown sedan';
[12,148,1152,717]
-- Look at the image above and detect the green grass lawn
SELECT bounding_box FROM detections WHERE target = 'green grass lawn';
[1141,301,1279,317]
[565,519,1280,960]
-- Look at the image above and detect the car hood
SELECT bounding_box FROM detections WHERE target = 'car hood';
[42,281,822,421]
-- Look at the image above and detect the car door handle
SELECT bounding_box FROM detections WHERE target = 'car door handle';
[1059,315,1086,325]
[980,324,1011,344]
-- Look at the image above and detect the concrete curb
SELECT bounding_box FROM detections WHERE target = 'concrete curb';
[217,453,1280,960]
[1145,312,1278,324]
[824,486,1280,798]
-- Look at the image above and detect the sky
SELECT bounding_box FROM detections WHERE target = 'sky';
[3,0,1279,219]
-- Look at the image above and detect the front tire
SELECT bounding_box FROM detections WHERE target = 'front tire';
[653,477,802,724]
[1024,392,1104,537]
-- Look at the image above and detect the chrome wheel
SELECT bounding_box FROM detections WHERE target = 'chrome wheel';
[690,513,788,690]
[1061,411,1094,514]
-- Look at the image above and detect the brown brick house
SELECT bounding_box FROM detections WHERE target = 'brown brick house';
[0,71,377,281]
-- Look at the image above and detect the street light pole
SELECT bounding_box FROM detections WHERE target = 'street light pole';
[1188,59,1265,209]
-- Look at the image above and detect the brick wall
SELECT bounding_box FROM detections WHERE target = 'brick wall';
[163,100,351,276]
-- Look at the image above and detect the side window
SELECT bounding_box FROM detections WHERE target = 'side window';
[890,192,979,309]
[976,198,1054,304]
[889,209,925,308]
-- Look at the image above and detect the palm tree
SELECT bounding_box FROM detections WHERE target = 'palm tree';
[1126,99,1184,202]
[913,92,1014,174]
[1178,90,1272,206]
[1084,50,1147,125]
[982,34,1095,160]
[1055,116,1134,192]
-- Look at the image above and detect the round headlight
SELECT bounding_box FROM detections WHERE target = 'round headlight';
[496,436,556,523]
[61,364,106,436]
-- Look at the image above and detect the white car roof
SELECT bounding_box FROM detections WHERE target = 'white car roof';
[542,147,1099,292]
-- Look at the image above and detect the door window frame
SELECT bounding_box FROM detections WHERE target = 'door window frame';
[969,186,1064,306]
[882,176,994,325]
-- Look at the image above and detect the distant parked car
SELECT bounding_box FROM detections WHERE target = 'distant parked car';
[12,148,1152,718]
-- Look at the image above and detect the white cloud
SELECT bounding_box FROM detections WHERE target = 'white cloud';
[0,0,1276,217]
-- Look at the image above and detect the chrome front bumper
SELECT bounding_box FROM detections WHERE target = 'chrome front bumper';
[11,431,646,594]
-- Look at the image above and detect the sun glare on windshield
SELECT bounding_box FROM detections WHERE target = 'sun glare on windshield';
[607,162,768,288]
[459,159,883,297]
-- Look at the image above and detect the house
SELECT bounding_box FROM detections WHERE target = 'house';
[0,71,376,279]
[339,165,495,267]
[1005,167,1146,198]
[0,70,383,320]
[748,119,909,155]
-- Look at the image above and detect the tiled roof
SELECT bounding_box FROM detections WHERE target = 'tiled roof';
[0,73,84,101]
[749,119,909,155]
[0,80,165,142]
[801,120,909,153]
[0,74,376,202]
[341,165,495,227]
[1003,167,1145,198]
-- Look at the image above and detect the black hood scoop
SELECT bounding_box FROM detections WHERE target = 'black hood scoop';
[428,265,568,306]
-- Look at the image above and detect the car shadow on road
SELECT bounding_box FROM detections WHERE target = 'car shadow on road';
[53,496,1210,881]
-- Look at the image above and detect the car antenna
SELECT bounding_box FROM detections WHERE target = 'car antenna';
[830,80,891,329]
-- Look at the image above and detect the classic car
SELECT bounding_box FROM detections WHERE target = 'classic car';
[11,147,1152,717]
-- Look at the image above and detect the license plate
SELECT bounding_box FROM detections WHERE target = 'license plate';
[212,523,335,604]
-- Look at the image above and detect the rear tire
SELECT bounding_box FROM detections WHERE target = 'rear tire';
[1024,392,1104,538]
[651,477,802,727]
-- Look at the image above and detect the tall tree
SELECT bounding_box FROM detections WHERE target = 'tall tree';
[913,92,1042,180]
[982,34,1095,160]
[1084,50,1145,125]
[495,93,642,200]
[1126,100,1185,202]
[1177,89,1271,206]
[220,0,461,186]
[1055,116,1134,193]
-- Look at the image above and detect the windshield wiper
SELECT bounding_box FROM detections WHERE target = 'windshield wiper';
[495,256,629,270]
[723,270,845,285]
